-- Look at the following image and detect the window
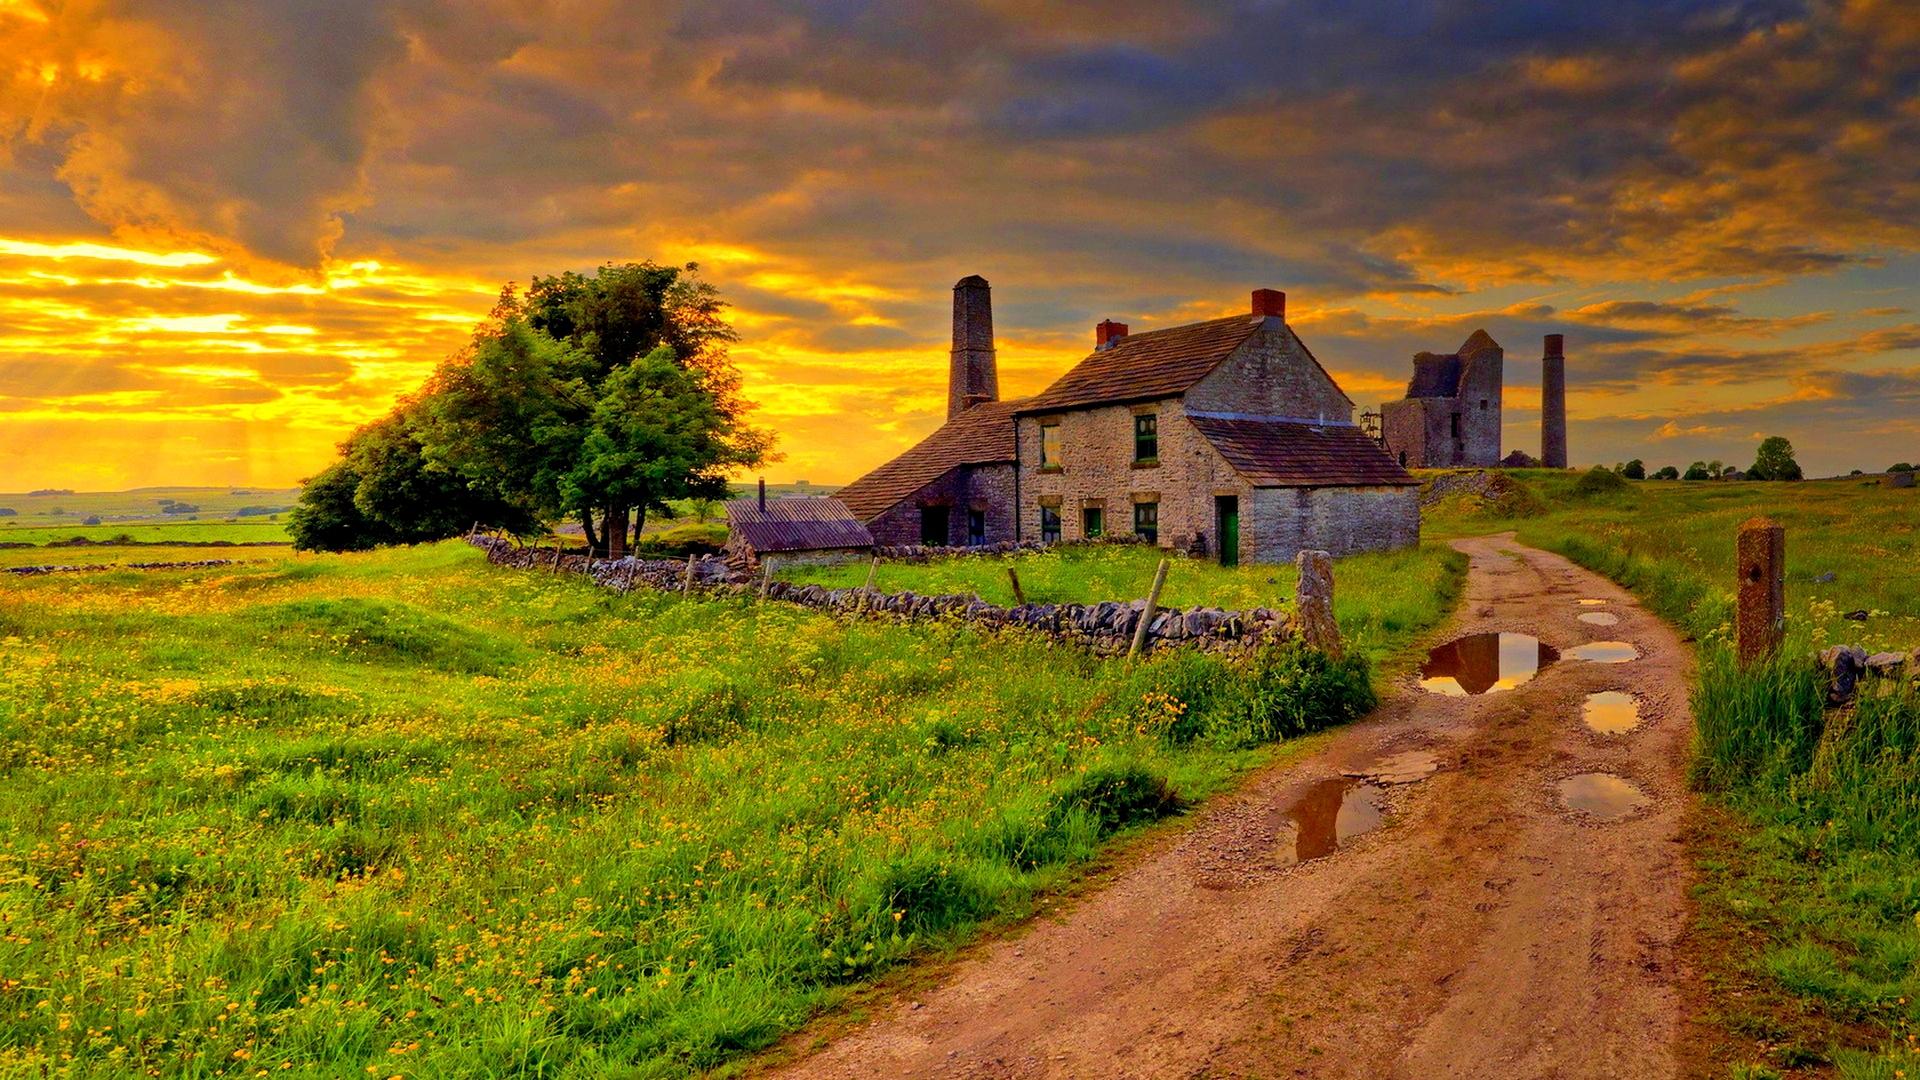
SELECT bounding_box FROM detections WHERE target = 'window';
[920,505,949,546]
[1039,422,1061,469]
[967,509,986,546]
[1133,413,1158,462]
[1479,399,1489,411]
[1133,502,1159,545]
[1450,412,1462,438]
[1082,506,1104,539]
[1039,505,1061,544]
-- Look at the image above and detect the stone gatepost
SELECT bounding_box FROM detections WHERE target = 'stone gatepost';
[1736,517,1785,667]
[1296,549,1341,658]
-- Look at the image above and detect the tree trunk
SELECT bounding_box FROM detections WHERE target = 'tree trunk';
[579,510,601,557]
[606,505,630,560]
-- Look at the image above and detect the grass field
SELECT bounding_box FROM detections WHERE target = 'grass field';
[0,487,300,531]
[1432,469,1920,1077]
[0,545,300,570]
[0,539,1462,1076]
[778,542,1464,667]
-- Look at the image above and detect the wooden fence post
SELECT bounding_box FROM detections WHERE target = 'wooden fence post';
[1007,567,1027,607]
[1128,558,1171,660]
[1736,516,1786,667]
[550,542,563,574]
[682,553,696,595]
[759,558,776,602]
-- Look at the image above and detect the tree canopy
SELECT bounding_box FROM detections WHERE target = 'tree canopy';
[292,261,773,554]
[1748,435,1803,481]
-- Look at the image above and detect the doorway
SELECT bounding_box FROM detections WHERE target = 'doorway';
[920,505,950,546]
[1215,495,1240,568]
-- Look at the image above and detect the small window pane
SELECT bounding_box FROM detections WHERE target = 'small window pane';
[1133,414,1158,462]
[1040,423,1061,467]
[1133,502,1158,545]
[1039,506,1061,544]
[1082,507,1103,539]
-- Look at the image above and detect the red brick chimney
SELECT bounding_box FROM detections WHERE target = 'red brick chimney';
[1095,319,1129,350]
[1252,288,1286,320]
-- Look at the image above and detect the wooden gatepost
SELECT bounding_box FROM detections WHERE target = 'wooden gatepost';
[1736,516,1786,667]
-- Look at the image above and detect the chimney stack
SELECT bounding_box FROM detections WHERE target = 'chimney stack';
[1541,334,1568,468]
[1095,319,1129,350]
[1251,288,1286,321]
[949,275,999,419]
[757,477,767,511]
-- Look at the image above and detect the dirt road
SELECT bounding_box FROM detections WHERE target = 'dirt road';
[769,535,1700,1079]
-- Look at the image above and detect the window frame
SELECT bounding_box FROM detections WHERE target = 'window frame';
[1133,501,1159,545]
[1039,505,1061,544]
[1133,413,1159,463]
[1082,506,1104,539]
[1038,421,1062,470]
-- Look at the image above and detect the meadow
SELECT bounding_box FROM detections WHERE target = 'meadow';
[0,539,1462,1076]
[1431,470,1920,1077]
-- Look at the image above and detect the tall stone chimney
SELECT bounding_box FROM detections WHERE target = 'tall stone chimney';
[949,275,998,419]
[1541,333,1568,468]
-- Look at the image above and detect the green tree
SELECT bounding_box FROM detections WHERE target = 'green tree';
[289,461,393,552]
[1682,461,1712,481]
[1652,465,1680,480]
[1749,436,1803,481]
[1620,459,1646,480]
[1890,462,1915,473]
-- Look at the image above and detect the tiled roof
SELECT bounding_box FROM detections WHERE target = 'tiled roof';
[724,496,874,552]
[835,399,1021,521]
[1014,316,1260,414]
[1188,416,1418,488]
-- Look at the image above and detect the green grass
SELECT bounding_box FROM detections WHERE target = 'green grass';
[0,486,300,531]
[1431,469,1920,1076]
[776,542,1465,668]
[0,520,292,545]
[0,544,298,569]
[0,538,1462,1076]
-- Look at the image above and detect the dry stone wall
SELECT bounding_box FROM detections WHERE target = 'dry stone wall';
[469,536,1293,656]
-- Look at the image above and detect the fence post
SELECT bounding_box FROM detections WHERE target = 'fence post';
[550,542,563,574]
[682,553,696,595]
[759,558,776,602]
[1736,516,1786,667]
[1128,558,1171,660]
[1295,549,1341,658]
[1007,567,1027,607]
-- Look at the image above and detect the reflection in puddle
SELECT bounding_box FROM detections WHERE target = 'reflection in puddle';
[1558,773,1649,821]
[1276,779,1384,865]
[1583,691,1642,734]
[1577,599,1608,606]
[1419,633,1559,695]
[1568,641,1639,663]
[1578,611,1620,626]
[1343,750,1439,784]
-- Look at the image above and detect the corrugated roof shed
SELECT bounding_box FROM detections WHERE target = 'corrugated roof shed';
[1188,416,1418,488]
[835,399,1021,521]
[1014,315,1260,415]
[724,496,874,553]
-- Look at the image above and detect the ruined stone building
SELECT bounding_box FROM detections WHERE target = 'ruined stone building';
[1378,331,1569,469]
[834,277,1419,564]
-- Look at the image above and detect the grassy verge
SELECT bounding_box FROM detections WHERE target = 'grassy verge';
[1430,470,1920,1077]
[776,542,1466,670]
[0,539,1461,1076]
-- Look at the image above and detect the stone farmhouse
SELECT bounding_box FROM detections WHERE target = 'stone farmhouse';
[834,276,1418,565]
[1379,331,1568,469]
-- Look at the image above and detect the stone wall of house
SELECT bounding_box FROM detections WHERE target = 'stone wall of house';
[865,463,1018,547]
[1246,485,1421,561]
[1457,349,1503,467]
[1017,397,1249,557]
[1184,321,1354,422]
[1379,398,1430,469]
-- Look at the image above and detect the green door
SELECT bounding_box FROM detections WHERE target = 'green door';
[1216,496,1239,568]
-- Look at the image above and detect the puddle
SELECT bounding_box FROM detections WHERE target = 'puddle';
[1558,773,1649,821]
[1343,750,1439,784]
[1568,640,1639,663]
[1583,691,1642,734]
[1577,611,1620,626]
[1275,779,1384,866]
[1418,633,1559,695]
[1577,599,1608,606]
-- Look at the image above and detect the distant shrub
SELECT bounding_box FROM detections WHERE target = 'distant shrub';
[1619,459,1647,480]
[0,508,15,517]
[634,520,727,558]
[82,515,101,526]
[1891,462,1915,473]
[1651,466,1680,480]
[1573,465,1630,496]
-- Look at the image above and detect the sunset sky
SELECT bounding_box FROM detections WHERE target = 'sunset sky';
[2,0,1916,490]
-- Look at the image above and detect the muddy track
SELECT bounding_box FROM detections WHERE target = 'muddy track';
[764,535,1701,1079]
